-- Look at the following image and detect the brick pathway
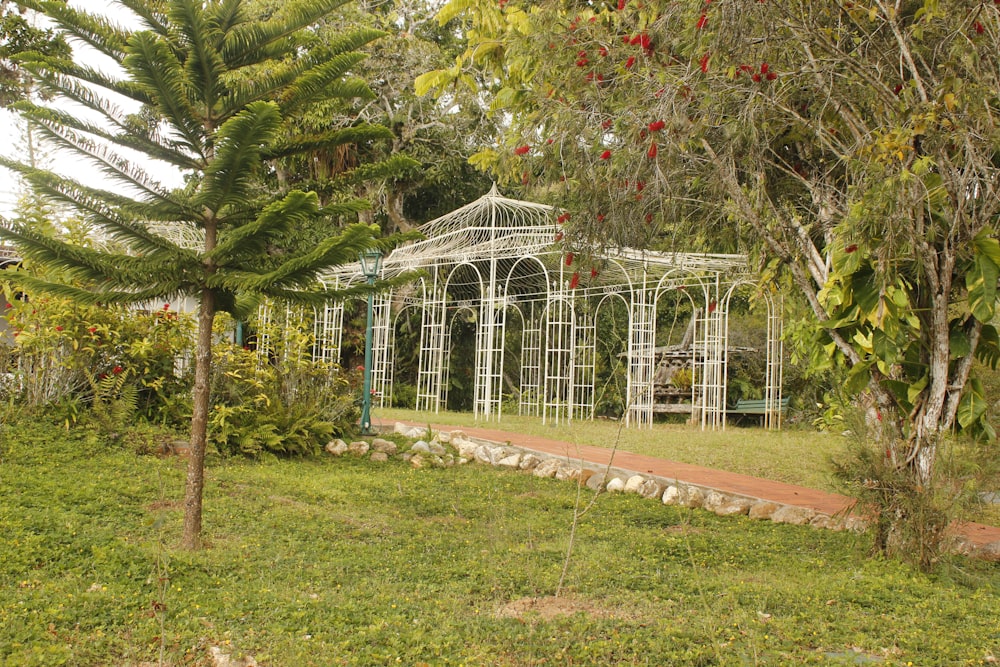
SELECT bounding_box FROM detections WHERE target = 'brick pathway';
[401,421,1000,550]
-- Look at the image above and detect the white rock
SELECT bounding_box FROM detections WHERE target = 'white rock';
[639,480,664,500]
[554,465,580,481]
[348,441,370,456]
[428,441,447,456]
[324,439,348,456]
[532,458,561,478]
[771,505,816,525]
[519,454,541,470]
[437,431,452,444]
[410,453,425,469]
[370,451,388,463]
[455,440,477,459]
[410,440,431,454]
[748,501,780,520]
[497,453,521,468]
[606,477,626,493]
[587,472,607,491]
[624,475,646,494]
[371,438,397,455]
[662,486,681,505]
[393,422,410,435]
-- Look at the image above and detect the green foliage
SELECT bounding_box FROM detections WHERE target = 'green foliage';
[1,417,999,665]
[207,309,357,458]
[0,285,194,421]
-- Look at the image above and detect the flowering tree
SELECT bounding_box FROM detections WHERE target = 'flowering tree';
[420,0,1000,556]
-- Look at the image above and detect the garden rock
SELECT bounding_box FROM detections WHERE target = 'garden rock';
[748,501,780,520]
[771,505,816,525]
[370,451,388,463]
[411,440,432,455]
[662,485,681,505]
[587,472,607,491]
[533,458,561,478]
[624,475,646,494]
[475,444,506,465]
[436,431,452,444]
[711,496,752,517]
[324,439,348,456]
[554,465,580,481]
[606,477,626,493]
[347,441,369,456]
[978,541,1000,562]
[639,480,664,500]
[428,441,447,456]
[455,440,478,460]
[684,487,705,509]
[393,422,410,435]
[809,515,835,530]
[497,453,521,468]
[518,453,541,471]
[371,438,397,456]
[410,453,425,469]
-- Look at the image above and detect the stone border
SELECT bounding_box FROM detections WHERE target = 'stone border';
[322,423,999,562]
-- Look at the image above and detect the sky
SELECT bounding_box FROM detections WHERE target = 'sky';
[0,2,186,219]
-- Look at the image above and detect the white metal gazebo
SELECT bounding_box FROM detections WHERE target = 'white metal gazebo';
[311,186,785,429]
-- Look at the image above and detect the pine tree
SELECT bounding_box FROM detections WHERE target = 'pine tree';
[0,0,417,548]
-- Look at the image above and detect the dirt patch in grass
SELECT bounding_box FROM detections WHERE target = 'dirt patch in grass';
[146,499,181,511]
[496,595,615,621]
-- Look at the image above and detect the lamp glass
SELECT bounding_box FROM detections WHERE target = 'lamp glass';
[359,249,383,279]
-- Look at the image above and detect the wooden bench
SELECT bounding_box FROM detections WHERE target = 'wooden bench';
[727,396,790,425]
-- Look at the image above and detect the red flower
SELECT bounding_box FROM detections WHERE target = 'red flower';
[617,0,625,9]
[514,144,531,155]
[696,13,707,29]
[625,56,636,68]
[699,52,710,72]
[554,231,564,241]
[576,58,589,67]
[600,149,612,160]
[578,50,587,57]
[708,301,717,314]
[602,119,612,129]
[597,213,605,221]
[598,47,608,57]
[629,34,642,46]
[163,303,170,310]
[87,327,97,334]
[645,213,654,223]
[636,180,645,191]
[590,267,598,278]
[760,62,769,74]
[647,142,658,159]
[112,365,123,375]
[648,120,665,132]
[751,73,761,82]
[565,252,574,266]
[639,34,652,50]
[974,21,984,34]
[557,212,570,223]
[55,326,63,332]
[569,272,580,289]
[845,244,858,253]
[765,71,777,81]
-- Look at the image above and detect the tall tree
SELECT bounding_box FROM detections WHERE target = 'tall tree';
[0,0,417,549]
[420,0,1000,555]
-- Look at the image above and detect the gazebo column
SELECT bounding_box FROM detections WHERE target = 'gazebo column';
[543,286,574,425]
[474,287,506,421]
[417,287,446,413]
[519,302,542,417]
[371,290,392,408]
[572,304,596,421]
[626,285,655,427]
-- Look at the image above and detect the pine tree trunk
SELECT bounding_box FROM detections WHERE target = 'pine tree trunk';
[182,288,216,549]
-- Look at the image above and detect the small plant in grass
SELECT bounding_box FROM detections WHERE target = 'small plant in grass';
[833,409,999,571]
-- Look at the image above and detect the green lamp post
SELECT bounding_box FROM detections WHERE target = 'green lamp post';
[358,248,383,435]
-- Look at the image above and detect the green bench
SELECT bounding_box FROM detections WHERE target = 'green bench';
[727,396,790,425]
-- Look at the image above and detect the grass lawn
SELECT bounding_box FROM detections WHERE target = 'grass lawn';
[376,407,849,492]
[1,418,998,666]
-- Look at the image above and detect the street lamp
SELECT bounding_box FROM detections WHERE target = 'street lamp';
[359,248,383,435]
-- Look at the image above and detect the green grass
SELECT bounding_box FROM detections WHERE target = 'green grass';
[376,407,847,492]
[1,419,998,665]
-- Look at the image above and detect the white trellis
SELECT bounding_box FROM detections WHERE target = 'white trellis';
[315,185,784,429]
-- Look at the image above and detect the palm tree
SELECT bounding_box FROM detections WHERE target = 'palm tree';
[0,0,416,548]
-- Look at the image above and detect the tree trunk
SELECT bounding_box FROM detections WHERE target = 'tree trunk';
[182,287,216,550]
